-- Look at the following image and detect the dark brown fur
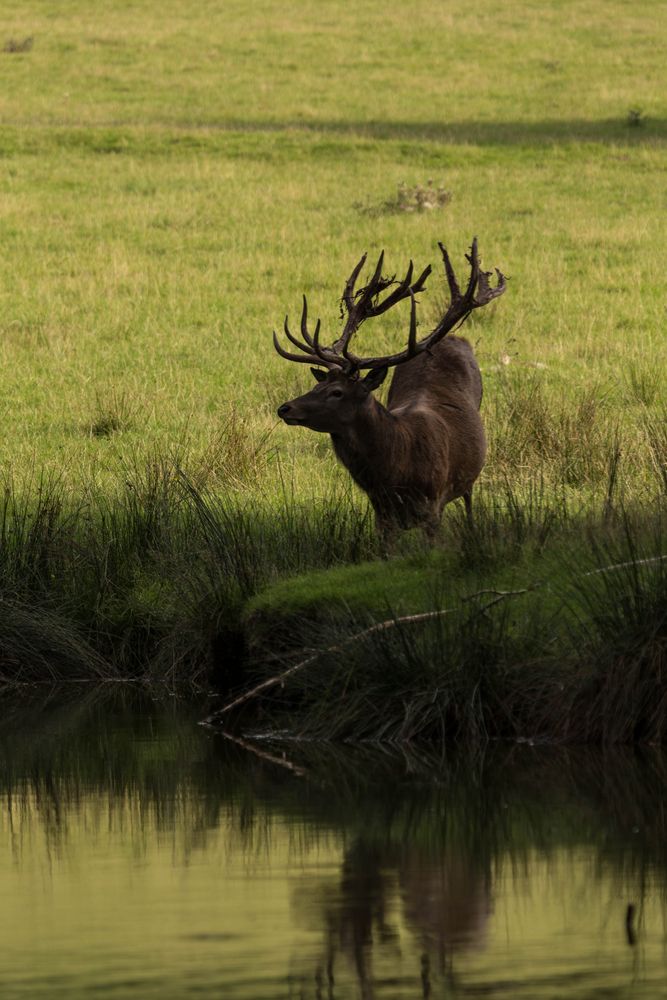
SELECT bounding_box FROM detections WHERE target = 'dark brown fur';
[277,335,485,545]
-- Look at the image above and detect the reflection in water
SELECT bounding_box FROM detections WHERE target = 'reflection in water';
[292,839,490,998]
[0,688,666,998]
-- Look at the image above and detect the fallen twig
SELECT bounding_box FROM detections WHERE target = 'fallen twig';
[205,728,308,777]
[583,554,667,576]
[202,589,530,725]
[201,608,459,724]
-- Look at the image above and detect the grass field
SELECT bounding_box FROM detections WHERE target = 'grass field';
[0,1,666,716]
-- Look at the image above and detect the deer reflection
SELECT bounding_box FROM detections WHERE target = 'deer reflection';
[400,852,490,963]
[292,837,490,999]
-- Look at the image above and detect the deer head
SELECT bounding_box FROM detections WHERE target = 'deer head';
[274,239,506,431]
[277,366,389,433]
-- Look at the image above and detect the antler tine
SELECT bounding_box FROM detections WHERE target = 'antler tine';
[411,263,431,295]
[274,276,351,369]
[273,328,339,369]
[283,315,314,354]
[335,250,385,355]
[341,239,505,372]
[369,261,434,319]
[407,288,418,357]
[343,252,368,314]
[347,250,391,321]
[273,241,504,376]
[301,297,335,367]
[335,255,432,360]
[427,236,482,341]
[311,315,342,369]
[365,250,388,298]
[275,302,338,368]
[276,295,330,364]
[476,266,507,305]
[439,242,462,302]
[368,260,413,315]
[273,329,321,365]
[462,236,480,306]
[300,295,315,347]
[312,314,322,354]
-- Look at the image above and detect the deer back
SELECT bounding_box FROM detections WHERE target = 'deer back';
[387,336,483,412]
[378,335,486,513]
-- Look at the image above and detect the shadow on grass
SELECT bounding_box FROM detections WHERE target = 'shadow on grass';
[3,117,666,159]
[196,116,667,147]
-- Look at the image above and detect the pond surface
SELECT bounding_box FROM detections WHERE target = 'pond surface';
[0,690,666,998]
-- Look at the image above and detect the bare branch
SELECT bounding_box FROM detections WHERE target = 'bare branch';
[200,588,529,725]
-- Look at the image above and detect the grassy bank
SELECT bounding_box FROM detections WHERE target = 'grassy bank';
[2,451,665,748]
[224,493,667,744]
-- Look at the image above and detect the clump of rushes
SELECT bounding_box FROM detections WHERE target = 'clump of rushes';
[0,453,374,685]
[235,505,667,745]
[89,387,136,438]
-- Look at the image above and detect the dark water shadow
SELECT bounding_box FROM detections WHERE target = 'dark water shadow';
[1,686,666,869]
[1,689,666,996]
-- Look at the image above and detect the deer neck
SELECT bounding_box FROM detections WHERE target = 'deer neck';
[330,396,399,489]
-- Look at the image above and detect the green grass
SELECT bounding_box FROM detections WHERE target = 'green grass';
[0,0,666,498]
[0,1,666,726]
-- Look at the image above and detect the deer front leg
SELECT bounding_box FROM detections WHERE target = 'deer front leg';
[423,517,443,545]
[463,490,474,527]
[374,511,398,558]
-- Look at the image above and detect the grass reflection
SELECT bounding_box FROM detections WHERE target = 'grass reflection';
[2,689,667,869]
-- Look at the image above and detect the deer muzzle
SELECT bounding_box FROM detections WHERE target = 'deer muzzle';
[277,402,302,425]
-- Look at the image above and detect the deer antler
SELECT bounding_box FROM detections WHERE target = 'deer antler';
[272,239,505,374]
[333,252,431,361]
[273,252,431,372]
[272,296,340,368]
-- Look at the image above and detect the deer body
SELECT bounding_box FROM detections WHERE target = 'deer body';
[331,338,485,540]
[274,240,504,544]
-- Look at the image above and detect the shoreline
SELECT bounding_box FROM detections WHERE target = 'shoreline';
[1,474,664,745]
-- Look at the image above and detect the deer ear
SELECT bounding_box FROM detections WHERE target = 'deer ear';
[310,367,328,382]
[362,366,388,391]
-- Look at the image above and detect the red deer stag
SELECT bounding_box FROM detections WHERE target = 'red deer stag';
[274,239,506,546]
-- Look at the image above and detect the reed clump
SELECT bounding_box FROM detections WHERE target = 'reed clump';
[0,456,374,685]
[236,504,667,745]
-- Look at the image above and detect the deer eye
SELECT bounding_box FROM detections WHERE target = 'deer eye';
[329,388,344,399]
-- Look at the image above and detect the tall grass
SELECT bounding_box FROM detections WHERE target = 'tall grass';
[0,374,664,715]
[0,448,374,684]
[239,502,667,744]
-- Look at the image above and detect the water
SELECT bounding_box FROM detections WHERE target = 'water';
[1,690,666,998]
